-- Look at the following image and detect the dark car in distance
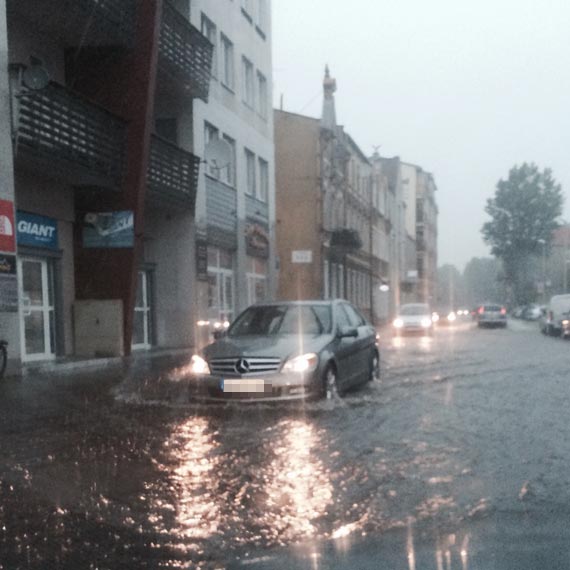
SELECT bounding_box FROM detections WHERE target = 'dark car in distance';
[188,300,380,402]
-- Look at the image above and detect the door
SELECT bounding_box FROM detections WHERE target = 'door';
[18,257,56,362]
[334,304,360,388]
[132,270,152,350]
[343,303,375,384]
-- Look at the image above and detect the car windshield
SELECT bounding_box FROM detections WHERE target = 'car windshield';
[228,304,332,336]
[399,304,430,315]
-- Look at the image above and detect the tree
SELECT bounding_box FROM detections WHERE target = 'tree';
[463,257,505,307]
[437,264,465,309]
[481,163,564,305]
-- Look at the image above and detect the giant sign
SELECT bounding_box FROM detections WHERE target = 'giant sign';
[16,211,59,250]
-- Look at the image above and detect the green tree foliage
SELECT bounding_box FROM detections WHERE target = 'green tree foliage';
[463,257,504,307]
[482,163,563,304]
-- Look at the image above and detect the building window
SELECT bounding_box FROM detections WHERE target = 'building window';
[247,257,267,305]
[220,33,234,89]
[204,122,220,178]
[256,71,268,118]
[256,0,267,31]
[207,248,235,323]
[258,157,269,203]
[221,135,236,187]
[323,260,330,299]
[201,14,217,78]
[242,56,255,108]
[245,148,256,196]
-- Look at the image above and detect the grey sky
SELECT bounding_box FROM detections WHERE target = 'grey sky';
[272,0,570,271]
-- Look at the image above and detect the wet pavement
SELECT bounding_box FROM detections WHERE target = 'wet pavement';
[1,319,570,569]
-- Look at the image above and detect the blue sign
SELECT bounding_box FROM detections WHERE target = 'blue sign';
[16,211,58,250]
[83,211,134,249]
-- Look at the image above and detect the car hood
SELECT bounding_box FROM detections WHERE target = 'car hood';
[203,334,335,360]
[399,314,431,324]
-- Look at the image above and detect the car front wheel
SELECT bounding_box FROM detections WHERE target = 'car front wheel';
[323,364,339,399]
[368,352,380,383]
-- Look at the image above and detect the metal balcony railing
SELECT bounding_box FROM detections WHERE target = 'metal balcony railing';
[13,81,126,188]
[147,135,201,209]
[159,0,214,101]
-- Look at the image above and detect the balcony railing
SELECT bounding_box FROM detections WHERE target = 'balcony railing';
[147,135,201,209]
[8,0,136,47]
[13,81,126,189]
[159,0,214,102]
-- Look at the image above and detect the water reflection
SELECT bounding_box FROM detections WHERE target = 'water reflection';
[263,419,333,542]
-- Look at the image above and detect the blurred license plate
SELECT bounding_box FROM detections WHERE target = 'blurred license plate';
[221,378,267,393]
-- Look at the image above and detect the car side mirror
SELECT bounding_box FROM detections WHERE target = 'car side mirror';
[339,326,358,338]
[213,330,226,340]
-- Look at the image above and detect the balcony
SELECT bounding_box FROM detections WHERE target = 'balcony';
[12,80,126,190]
[158,0,214,102]
[206,177,238,249]
[147,135,201,210]
[7,0,136,47]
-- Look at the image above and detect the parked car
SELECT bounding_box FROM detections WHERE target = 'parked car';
[522,304,542,321]
[393,303,434,335]
[561,312,570,339]
[187,300,380,402]
[477,303,507,328]
[545,295,570,336]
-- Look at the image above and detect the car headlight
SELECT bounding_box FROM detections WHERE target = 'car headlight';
[393,318,404,328]
[189,354,210,375]
[432,312,440,322]
[563,320,569,326]
[282,353,318,374]
[447,312,456,322]
[421,318,432,328]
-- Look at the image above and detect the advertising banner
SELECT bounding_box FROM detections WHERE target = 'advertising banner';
[16,211,58,249]
[83,211,134,248]
[0,200,16,253]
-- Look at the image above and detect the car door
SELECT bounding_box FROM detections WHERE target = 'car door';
[343,303,375,385]
[333,303,360,388]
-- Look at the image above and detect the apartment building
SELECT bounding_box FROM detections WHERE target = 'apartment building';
[275,68,388,323]
[191,0,275,345]
[0,0,213,369]
[416,170,438,304]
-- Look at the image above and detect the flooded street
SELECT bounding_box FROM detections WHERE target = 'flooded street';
[2,319,570,569]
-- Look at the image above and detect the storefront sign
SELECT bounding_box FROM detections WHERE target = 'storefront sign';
[0,200,16,253]
[0,254,18,312]
[16,211,58,250]
[83,211,134,248]
[245,222,269,258]
[196,240,208,281]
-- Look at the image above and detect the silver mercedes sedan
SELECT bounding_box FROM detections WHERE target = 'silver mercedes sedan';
[187,300,380,402]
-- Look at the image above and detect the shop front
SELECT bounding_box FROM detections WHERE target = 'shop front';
[16,211,61,362]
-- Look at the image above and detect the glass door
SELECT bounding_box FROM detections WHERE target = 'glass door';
[132,270,152,350]
[18,257,55,362]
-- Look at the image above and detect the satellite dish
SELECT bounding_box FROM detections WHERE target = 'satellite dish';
[204,138,232,171]
[22,64,50,90]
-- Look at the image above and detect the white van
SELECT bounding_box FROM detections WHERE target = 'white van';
[546,294,570,335]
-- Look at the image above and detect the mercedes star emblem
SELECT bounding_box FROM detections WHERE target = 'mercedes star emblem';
[235,358,250,374]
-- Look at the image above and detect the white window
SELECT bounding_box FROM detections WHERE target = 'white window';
[204,122,220,177]
[258,157,269,202]
[221,135,236,187]
[245,148,256,196]
[220,33,234,89]
[246,257,267,305]
[257,0,267,31]
[242,56,255,108]
[207,248,235,324]
[201,14,217,78]
[257,71,268,118]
